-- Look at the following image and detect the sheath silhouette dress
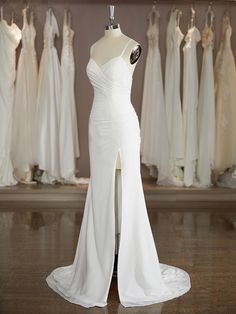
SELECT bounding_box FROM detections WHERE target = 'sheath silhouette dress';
[46,38,191,307]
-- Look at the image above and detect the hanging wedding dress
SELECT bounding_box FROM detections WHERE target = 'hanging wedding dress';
[197,10,215,187]
[165,9,184,182]
[46,36,191,307]
[59,9,80,183]
[183,24,201,187]
[11,8,38,181]
[140,7,172,184]
[214,13,236,174]
[37,8,61,184]
[0,9,21,187]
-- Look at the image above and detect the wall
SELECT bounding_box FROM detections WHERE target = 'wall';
[1,0,236,178]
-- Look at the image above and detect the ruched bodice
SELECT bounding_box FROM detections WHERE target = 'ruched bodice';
[86,42,137,120]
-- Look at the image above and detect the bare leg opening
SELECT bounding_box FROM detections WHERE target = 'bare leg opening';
[113,151,122,277]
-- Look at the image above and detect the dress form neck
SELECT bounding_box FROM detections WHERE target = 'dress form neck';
[104,26,122,38]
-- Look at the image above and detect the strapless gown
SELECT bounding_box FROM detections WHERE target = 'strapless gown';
[46,39,191,307]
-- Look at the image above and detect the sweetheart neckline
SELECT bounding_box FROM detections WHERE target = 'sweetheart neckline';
[89,56,133,78]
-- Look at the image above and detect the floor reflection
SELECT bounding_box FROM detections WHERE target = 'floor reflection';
[0,209,236,313]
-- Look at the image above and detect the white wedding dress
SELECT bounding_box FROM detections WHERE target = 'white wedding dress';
[37,8,61,183]
[165,9,184,181]
[11,9,38,181]
[197,19,215,187]
[214,14,236,174]
[59,10,80,183]
[183,25,201,187]
[0,11,21,186]
[46,38,191,307]
[140,8,172,183]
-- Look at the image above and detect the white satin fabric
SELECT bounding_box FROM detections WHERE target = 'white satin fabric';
[183,26,201,187]
[59,10,80,183]
[165,9,184,181]
[11,9,38,180]
[140,8,172,183]
[37,8,61,183]
[46,38,191,307]
[197,23,215,187]
[0,18,21,186]
[214,15,236,173]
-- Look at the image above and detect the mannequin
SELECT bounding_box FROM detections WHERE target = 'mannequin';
[90,5,141,275]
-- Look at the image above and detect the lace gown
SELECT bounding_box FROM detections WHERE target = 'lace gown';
[214,15,236,173]
[165,9,184,182]
[11,9,38,180]
[46,38,191,308]
[59,10,80,182]
[197,23,215,187]
[140,9,171,183]
[0,14,21,186]
[37,8,61,183]
[183,26,201,187]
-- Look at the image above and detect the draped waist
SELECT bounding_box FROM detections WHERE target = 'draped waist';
[89,91,136,121]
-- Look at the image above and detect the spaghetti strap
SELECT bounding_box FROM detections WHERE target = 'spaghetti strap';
[120,38,133,57]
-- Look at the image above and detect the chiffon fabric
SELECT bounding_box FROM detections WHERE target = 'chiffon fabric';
[37,8,61,183]
[59,10,80,183]
[197,17,215,187]
[11,9,38,181]
[182,25,201,187]
[46,38,191,307]
[0,11,21,186]
[165,9,184,182]
[214,14,236,173]
[140,8,172,183]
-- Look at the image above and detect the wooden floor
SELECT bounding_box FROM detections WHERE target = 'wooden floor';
[1,179,236,313]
